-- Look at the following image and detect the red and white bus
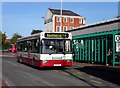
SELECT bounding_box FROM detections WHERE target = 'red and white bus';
[17,32,72,67]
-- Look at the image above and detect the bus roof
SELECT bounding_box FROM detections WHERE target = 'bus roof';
[17,32,71,42]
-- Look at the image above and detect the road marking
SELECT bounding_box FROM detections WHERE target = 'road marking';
[110,85,120,88]
[77,71,80,74]
[2,75,15,86]
[76,71,83,75]
[4,60,19,67]
[89,76,96,78]
[89,76,102,80]
[90,80,102,84]
[78,76,84,79]
[16,71,55,86]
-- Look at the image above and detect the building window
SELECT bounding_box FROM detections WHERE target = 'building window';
[79,19,83,24]
[70,18,74,23]
[63,26,67,31]
[63,17,67,22]
[56,26,61,32]
[83,19,85,24]
[56,17,61,22]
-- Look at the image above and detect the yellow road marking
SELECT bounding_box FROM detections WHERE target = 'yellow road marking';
[77,71,80,74]
[78,76,84,79]
[110,85,120,88]
[89,76,102,80]
[90,80,102,84]
[89,76,96,78]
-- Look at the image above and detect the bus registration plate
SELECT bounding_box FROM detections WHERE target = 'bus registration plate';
[54,64,61,66]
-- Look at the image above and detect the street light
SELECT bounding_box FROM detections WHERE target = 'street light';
[60,0,62,32]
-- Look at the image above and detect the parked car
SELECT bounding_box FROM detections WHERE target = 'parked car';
[11,45,17,53]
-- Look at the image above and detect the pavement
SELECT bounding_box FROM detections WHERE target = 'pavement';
[73,62,120,73]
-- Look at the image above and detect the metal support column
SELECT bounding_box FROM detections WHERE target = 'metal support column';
[79,40,81,61]
[92,39,94,62]
[83,39,84,61]
[102,38,104,62]
[98,38,100,62]
[85,40,87,61]
[78,40,80,61]
[106,37,108,65]
[88,39,91,63]
[95,39,97,62]
[113,34,115,67]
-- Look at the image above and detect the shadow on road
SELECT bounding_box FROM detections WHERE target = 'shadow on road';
[35,66,69,71]
[19,61,69,71]
[75,66,120,86]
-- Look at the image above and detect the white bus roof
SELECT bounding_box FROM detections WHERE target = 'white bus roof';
[17,32,71,42]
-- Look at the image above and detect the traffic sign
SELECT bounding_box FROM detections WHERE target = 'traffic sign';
[115,35,120,42]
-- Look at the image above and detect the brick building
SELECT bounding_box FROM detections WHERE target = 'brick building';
[44,8,86,32]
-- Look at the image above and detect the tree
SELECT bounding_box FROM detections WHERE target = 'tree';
[0,31,2,43]
[0,31,2,50]
[2,32,7,45]
[0,32,7,50]
[11,33,22,45]
[31,29,43,35]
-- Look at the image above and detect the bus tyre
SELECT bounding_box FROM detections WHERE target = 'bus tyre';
[32,60,35,68]
[20,59,22,63]
[17,59,19,62]
[17,57,19,62]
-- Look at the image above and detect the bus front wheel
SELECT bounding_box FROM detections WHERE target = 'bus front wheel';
[32,59,35,68]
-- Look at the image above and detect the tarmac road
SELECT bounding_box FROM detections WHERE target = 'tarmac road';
[2,55,90,87]
[1,54,120,88]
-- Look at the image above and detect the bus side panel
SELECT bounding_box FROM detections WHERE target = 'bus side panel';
[65,61,72,67]
[18,56,72,67]
[35,60,43,67]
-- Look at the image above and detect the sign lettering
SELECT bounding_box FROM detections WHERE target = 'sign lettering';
[45,33,69,38]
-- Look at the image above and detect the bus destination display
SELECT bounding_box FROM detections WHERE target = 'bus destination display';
[45,33,69,38]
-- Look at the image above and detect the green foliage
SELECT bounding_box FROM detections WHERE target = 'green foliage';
[31,29,43,35]
[0,43,2,50]
[3,42,11,49]
[0,32,7,50]
[11,33,22,45]
[2,32,7,45]
[0,31,2,42]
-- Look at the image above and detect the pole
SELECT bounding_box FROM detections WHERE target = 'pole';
[60,0,62,32]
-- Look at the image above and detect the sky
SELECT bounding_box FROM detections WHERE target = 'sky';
[1,2,119,39]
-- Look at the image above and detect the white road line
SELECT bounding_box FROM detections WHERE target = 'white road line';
[16,71,55,86]
[4,60,19,67]
[2,75,15,86]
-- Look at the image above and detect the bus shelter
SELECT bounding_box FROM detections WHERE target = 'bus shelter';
[72,29,120,66]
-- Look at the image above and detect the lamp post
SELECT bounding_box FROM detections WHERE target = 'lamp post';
[42,17,45,32]
[60,0,62,32]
